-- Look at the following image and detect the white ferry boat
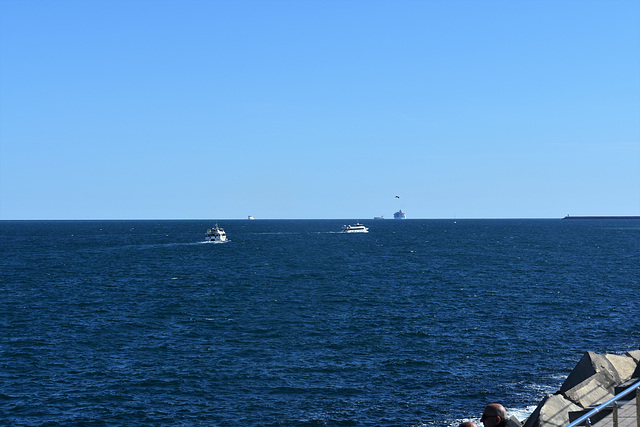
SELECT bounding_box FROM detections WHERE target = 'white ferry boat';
[394,210,406,219]
[205,224,228,242]
[248,215,254,220]
[342,223,369,233]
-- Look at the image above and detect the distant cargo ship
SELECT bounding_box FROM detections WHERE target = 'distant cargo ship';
[374,216,384,220]
[394,210,406,219]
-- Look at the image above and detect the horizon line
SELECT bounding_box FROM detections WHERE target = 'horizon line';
[4,216,639,221]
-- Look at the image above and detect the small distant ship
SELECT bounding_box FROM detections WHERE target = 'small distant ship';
[341,223,369,233]
[394,210,406,219]
[248,215,255,220]
[374,216,384,220]
[205,224,228,242]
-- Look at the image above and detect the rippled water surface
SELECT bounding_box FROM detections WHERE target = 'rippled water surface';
[1,219,639,426]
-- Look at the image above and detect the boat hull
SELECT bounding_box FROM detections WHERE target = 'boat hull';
[341,223,369,233]
[205,226,227,242]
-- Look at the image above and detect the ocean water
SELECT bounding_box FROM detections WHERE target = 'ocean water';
[1,219,639,426]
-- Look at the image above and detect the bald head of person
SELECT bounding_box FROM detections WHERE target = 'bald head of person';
[481,404,508,427]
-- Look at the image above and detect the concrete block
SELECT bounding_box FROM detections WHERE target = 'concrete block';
[564,375,615,408]
[604,353,637,382]
[568,407,612,425]
[522,394,582,427]
[508,415,522,426]
[559,352,616,394]
[614,378,640,399]
[626,349,640,363]
[525,350,640,427]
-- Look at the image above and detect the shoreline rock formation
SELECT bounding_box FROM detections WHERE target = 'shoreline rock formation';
[523,349,640,427]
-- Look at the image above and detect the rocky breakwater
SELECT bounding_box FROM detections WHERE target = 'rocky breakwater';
[524,349,640,427]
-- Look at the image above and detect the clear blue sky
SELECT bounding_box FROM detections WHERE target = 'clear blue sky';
[1,0,639,220]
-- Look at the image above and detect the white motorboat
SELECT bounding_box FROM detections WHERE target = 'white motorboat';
[205,224,228,242]
[342,223,369,233]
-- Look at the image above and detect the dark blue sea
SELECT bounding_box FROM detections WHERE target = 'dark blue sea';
[1,219,639,426]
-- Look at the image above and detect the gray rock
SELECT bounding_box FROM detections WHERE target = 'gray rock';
[523,394,581,427]
[525,350,640,427]
[626,349,640,363]
[559,352,619,394]
[614,378,640,398]
[604,353,638,383]
[563,375,614,408]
